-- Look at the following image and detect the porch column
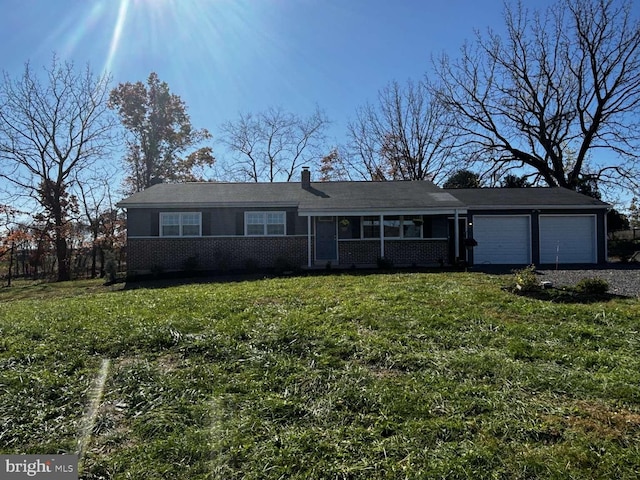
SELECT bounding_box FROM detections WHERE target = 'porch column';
[379,214,385,258]
[454,209,460,260]
[307,216,312,267]
[604,209,609,263]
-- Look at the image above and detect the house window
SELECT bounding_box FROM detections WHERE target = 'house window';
[357,216,425,239]
[160,212,202,237]
[338,216,360,239]
[362,216,380,238]
[383,216,401,238]
[403,217,423,238]
[245,211,286,236]
[384,216,423,238]
[423,218,448,239]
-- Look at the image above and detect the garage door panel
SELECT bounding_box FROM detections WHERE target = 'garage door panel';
[473,216,531,264]
[539,215,596,264]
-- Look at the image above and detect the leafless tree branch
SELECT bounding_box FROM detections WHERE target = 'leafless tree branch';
[346,79,461,182]
[219,106,329,182]
[432,0,640,193]
[0,55,115,280]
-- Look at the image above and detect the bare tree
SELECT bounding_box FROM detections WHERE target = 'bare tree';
[76,167,120,278]
[219,106,328,182]
[0,56,114,281]
[345,79,459,182]
[432,0,640,193]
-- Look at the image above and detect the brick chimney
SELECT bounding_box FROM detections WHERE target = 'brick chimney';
[301,166,311,188]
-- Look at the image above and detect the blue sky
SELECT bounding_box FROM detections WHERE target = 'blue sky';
[0,0,556,151]
[3,0,639,207]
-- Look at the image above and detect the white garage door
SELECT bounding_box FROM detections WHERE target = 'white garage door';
[473,216,531,264]
[539,215,596,264]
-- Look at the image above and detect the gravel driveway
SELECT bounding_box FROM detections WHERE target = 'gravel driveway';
[536,265,640,298]
[473,264,640,298]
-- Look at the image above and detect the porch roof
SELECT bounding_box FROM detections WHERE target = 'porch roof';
[297,182,465,215]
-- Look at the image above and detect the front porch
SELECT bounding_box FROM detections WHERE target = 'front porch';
[303,213,468,268]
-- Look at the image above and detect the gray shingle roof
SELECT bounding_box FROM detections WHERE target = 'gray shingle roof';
[117,182,303,207]
[297,182,463,213]
[117,181,466,213]
[117,182,609,212]
[447,187,609,209]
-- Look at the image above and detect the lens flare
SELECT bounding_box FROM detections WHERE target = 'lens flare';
[104,0,131,74]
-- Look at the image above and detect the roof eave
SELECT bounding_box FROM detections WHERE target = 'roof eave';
[117,201,300,209]
[466,204,609,210]
[298,207,467,216]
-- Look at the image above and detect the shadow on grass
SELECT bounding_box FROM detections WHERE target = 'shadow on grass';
[506,287,630,304]
[121,266,466,291]
[119,264,638,302]
[122,271,274,290]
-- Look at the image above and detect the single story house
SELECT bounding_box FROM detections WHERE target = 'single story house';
[117,168,610,273]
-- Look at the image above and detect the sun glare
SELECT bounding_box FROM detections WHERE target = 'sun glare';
[104,0,131,74]
[48,1,105,62]
[90,0,279,108]
[99,0,251,70]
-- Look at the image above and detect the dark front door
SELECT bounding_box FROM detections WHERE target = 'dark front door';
[316,217,337,261]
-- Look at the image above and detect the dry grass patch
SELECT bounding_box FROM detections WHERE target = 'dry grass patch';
[561,401,640,440]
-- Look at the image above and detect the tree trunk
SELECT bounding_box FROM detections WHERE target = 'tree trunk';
[7,242,14,287]
[99,247,106,278]
[91,242,98,278]
[51,191,71,281]
[56,235,70,281]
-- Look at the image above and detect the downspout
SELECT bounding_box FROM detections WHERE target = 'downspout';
[604,208,609,264]
[379,214,385,259]
[454,209,460,261]
[307,216,312,267]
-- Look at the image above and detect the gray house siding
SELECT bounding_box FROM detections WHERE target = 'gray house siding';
[126,208,155,237]
[126,207,308,237]
[211,207,237,235]
[127,208,215,236]
[125,207,311,273]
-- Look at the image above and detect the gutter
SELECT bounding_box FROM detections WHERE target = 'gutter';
[465,204,610,211]
[116,201,300,209]
[298,208,468,216]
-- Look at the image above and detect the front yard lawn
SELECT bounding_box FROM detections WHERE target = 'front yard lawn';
[1,273,639,479]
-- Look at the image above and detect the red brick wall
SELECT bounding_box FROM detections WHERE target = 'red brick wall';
[384,240,449,266]
[337,239,448,266]
[338,240,381,265]
[128,236,449,273]
[127,237,308,273]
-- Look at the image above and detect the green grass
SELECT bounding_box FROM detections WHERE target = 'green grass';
[0,278,124,302]
[1,273,639,479]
